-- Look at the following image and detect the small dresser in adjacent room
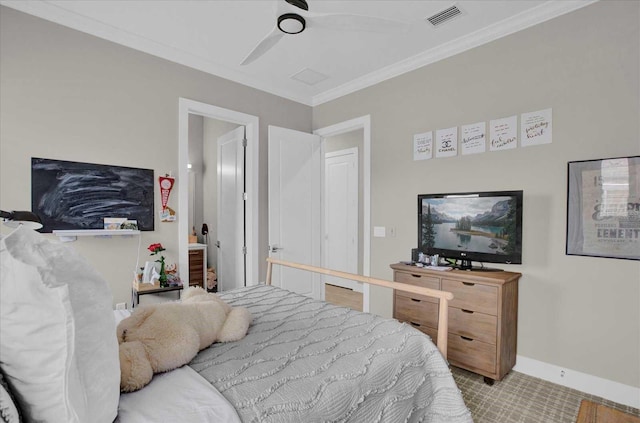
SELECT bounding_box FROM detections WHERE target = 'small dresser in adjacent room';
[390,263,521,384]
[188,244,207,288]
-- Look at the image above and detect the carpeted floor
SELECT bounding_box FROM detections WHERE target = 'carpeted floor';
[451,366,640,423]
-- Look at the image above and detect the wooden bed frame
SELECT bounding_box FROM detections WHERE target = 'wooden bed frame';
[265,258,454,359]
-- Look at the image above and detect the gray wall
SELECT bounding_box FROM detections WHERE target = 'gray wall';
[0,6,311,305]
[313,1,640,389]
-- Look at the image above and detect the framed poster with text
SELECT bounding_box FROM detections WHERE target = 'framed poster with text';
[566,156,639,260]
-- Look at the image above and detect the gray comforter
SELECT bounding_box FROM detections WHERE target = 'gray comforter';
[189,285,473,423]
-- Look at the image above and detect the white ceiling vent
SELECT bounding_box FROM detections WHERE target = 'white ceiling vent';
[291,68,329,86]
[426,5,463,27]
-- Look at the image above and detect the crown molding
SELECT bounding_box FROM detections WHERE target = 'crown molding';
[310,0,598,106]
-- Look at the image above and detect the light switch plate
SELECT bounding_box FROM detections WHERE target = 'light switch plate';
[373,226,386,237]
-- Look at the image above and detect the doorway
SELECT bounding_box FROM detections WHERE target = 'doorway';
[178,98,259,291]
[266,116,371,310]
[315,116,371,311]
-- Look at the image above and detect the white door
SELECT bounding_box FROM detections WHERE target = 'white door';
[323,148,361,292]
[217,126,245,291]
[268,126,322,299]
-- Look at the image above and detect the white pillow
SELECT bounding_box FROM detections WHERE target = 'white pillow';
[0,226,119,423]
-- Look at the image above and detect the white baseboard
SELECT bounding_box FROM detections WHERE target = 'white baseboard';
[513,355,639,409]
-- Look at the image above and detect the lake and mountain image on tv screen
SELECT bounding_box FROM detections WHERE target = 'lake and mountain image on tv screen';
[420,196,520,255]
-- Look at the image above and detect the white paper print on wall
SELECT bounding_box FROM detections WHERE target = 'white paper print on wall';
[489,115,518,151]
[461,122,486,155]
[435,127,458,158]
[413,131,433,161]
[521,108,552,147]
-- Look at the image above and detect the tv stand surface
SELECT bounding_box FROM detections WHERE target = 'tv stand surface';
[456,266,504,272]
[453,259,503,272]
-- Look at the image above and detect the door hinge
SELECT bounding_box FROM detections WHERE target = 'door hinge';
[242,246,247,255]
[216,240,221,248]
[243,192,248,201]
[242,138,247,148]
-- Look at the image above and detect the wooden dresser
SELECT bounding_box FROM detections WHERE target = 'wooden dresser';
[188,244,207,288]
[390,263,521,384]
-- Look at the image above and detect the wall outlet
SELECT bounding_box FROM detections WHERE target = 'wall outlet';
[115,302,127,310]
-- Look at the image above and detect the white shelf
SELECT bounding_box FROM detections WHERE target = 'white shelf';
[52,229,141,242]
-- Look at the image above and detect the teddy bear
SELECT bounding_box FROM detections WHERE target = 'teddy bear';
[117,287,252,392]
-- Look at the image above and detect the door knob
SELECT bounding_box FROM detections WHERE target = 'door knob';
[269,245,283,253]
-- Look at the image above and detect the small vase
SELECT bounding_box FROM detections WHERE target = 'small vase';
[159,260,168,288]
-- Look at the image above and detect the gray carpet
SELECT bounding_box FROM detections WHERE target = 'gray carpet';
[451,366,640,423]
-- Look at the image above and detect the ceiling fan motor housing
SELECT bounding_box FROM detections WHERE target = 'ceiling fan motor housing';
[278,13,306,34]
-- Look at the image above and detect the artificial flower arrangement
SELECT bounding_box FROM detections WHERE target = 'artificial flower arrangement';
[148,243,168,287]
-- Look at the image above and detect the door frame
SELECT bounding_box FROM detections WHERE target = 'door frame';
[314,115,371,312]
[178,98,259,290]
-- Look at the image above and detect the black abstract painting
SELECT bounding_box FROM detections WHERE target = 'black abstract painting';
[31,158,154,232]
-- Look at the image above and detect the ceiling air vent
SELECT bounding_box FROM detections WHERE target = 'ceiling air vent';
[291,68,329,86]
[426,5,463,27]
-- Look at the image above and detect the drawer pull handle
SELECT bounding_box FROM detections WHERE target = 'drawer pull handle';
[411,274,421,278]
[411,298,421,303]
[461,309,474,314]
[410,322,421,327]
[461,336,473,341]
[462,282,475,286]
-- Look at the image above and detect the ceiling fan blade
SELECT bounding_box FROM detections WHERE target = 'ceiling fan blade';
[240,26,284,66]
[307,13,408,33]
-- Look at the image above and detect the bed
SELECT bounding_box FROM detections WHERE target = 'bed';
[0,227,472,423]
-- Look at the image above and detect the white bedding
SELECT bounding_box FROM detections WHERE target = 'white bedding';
[114,310,241,423]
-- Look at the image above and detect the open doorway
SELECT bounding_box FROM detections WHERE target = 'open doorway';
[316,115,371,311]
[187,116,243,291]
[178,98,259,292]
[266,117,371,310]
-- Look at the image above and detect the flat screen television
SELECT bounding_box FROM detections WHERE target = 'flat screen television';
[417,190,523,270]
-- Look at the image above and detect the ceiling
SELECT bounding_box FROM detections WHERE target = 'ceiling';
[1,0,594,106]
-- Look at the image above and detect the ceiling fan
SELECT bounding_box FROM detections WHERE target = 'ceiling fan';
[240,0,407,66]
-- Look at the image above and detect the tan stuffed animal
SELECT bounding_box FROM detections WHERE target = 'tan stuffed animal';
[117,287,251,392]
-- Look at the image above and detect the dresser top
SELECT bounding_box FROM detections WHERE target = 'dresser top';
[390,263,521,284]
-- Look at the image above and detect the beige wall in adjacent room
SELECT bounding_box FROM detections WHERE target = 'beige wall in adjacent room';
[313,1,640,389]
[0,6,311,306]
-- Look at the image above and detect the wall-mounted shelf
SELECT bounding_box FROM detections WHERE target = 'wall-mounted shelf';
[52,229,141,242]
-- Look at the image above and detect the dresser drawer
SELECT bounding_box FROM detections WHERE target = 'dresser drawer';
[448,334,496,375]
[394,271,440,303]
[189,249,204,261]
[394,294,439,328]
[409,324,438,344]
[442,279,498,315]
[448,307,497,345]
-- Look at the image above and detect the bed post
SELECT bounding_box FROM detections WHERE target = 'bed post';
[437,298,449,359]
[265,259,273,285]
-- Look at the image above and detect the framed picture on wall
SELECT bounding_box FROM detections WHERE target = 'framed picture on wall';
[566,155,639,260]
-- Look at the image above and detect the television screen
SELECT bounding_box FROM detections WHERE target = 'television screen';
[418,190,523,269]
[32,158,155,232]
